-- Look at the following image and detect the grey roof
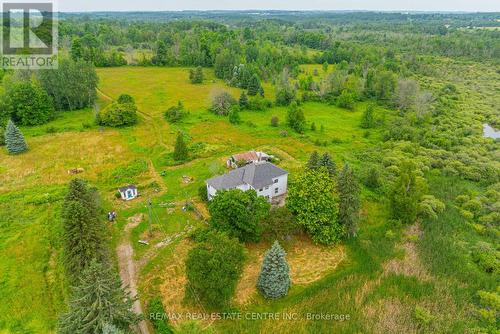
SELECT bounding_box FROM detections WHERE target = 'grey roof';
[119,185,137,192]
[206,162,287,190]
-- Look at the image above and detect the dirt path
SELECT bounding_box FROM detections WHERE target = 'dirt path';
[117,214,151,334]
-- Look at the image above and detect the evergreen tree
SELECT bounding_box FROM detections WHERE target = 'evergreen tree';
[257,241,291,299]
[306,151,320,170]
[228,107,241,125]
[286,102,305,133]
[239,91,249,109]
[247,74,261,96]
[270,116,279,127]
[58,259,140,334]
[190,66,203,84]
[360,104,375,129]
[173,132,188,161]
[62,179,107,281]
[4,120,28,154]
[189,69,195,83]
[337,164,361,238]
[195,66,204,83]
[311,122,317,131]
[0,126,4,146]
[319,153,337,178]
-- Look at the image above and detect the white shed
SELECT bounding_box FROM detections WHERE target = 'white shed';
[119,185,138,201]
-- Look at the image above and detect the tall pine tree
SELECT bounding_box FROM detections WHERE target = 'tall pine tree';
[62,179,107,282]
[247,74,261,96]
[257,241,291,299]
[58,259,140,334]
[4,120,28,154]
[173,132,188,161]
[306,151,320,170]
[319,153,337,178]
[337,164,361,238]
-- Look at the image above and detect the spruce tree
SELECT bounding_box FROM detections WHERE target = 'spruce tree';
[228,108,241,125]
[0,126,5,146]
[62,179,107,282]
[4,120,28,154]
[173,132,188,161]
[257,241,291,299]
[319,153,337,178]
[306,151,320,170]
[239,91,249,109]
[58,259,140,334]
[195,66,204,83]
[337,164,361,238]
[247,74,261,96]
[360,104,375,128]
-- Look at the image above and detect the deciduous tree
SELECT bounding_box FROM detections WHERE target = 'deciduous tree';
[209,189,270,242]
[185,231,246,308]
[287,169,343,244]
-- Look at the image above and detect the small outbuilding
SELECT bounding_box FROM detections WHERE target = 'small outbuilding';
[119,185,138,201]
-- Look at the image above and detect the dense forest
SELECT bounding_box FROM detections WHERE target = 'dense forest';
[0,10,498,334]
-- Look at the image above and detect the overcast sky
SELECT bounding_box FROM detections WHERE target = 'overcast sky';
[58,0,500,12]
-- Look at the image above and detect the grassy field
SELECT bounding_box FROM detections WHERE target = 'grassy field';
[0,61,496,333]
[0,66,382,333]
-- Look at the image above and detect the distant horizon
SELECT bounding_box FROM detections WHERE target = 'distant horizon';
[58,9,500,14]
[55,0,500,13]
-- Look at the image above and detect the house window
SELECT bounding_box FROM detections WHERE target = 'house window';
[273,179,278,184]
[265,186,269,190]
[274,188,279,194]
[259,188,263,192]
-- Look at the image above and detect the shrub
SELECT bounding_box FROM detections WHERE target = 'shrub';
[228,106,241,125]
[414,306,434,326]
[185,231,246,309]
[164,101,186,123]
[210,91,236,116]
[189,66,204,84]
[198,185,208,202]
[117,94,135,104]
[364,166,381,189]
[336,90,356,110]
[271,116,279,127]
[248,96,272,111]
[148,298,174,334]
[97,102,138,127]
[257,241,291,299]
[471,242,499,274]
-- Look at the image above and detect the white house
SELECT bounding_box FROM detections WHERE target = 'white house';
[119,185,138,201]
[226,150,273,169]
[206,162,288,202]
